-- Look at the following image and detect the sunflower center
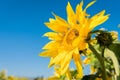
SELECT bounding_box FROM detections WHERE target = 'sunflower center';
[67,29,79,42]
[76,20,80,24]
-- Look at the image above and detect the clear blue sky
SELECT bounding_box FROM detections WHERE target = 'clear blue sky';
[0,0,120,78]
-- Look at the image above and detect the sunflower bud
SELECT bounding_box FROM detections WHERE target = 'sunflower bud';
[96,31,113,47]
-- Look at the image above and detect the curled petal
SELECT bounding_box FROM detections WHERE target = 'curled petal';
[84,0,96,12]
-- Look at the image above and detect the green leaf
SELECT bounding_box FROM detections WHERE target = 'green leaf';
[104,48,120,80]
[116,76,120,80]
[88,43,107,80]
[108,41,120,64]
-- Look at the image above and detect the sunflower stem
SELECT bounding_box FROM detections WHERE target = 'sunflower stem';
[101,46,105,57]
[88,43,107,80]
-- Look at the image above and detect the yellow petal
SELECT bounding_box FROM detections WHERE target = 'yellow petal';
[76,0,85,25]
[39,51,48,57]
[72,36,81,47]
[66,2,76,25]
[66,69,72,80]
[90,66,96,74]
[51,51,67,65]
[98,10,106,15]
[83,58,90,64]
[77,0,83,11]
[84,0,96,12]
[42,41,60,50]
[44,14,69,33]
[89,10,109,30]
[90,10,106,20]
[52,13,69,27]
[60,50,73,75]
[74,58,83,78]
[43,32,62,41]
[48,58,54,68]
[54,66,61,77]
[76,0,83,14]
[73,48,83,78]
[49,18,55,22]
[72,35,88,50]
[89,14,109,30]
[39,50,57,57]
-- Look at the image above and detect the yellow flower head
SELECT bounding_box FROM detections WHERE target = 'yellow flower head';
[40,0,109,78]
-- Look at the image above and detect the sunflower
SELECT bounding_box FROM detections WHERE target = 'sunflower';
[40,0,109,78]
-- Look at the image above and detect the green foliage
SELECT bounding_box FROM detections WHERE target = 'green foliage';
[70,70,78,78]
[60,74,66,80]
[108,41,120,63]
